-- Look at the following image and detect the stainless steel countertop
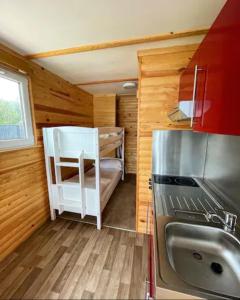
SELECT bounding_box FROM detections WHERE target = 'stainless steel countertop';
[152,177,240,300]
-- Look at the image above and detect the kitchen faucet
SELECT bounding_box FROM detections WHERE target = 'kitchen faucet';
[207,211,237,232]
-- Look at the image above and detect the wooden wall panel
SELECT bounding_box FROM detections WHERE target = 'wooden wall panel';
[0,43,93,261]
[136,44,199,233]
[117,95,137,174]
[93,94,116,127]
[93,94,116,157]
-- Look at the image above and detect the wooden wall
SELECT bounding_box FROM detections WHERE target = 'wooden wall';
[93,94,116,127]
[136,44,199,233]
[117,95,137,174]
[0,43,93,261]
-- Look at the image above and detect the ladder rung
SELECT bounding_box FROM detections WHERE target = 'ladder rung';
[59,200,82,204]
[56,182,80,187]
[55,162,79,167]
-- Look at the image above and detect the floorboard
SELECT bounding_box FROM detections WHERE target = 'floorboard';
[103,174,136,230]
[0,219,148,299]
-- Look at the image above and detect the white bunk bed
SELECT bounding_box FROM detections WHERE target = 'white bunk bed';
[43,126,124,229]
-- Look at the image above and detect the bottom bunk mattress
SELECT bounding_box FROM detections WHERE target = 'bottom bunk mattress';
[64,158,122,211]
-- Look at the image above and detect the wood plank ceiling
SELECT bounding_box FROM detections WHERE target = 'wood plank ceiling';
[0,0,226,94]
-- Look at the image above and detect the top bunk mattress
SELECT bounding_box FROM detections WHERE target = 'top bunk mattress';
[99,132,118,139]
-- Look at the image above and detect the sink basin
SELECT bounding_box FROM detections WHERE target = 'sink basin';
[165,222,240,298]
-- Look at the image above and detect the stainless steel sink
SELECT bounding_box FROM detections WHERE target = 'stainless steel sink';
[165,222,240,298]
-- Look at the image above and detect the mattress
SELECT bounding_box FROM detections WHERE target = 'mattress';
[64,159,122,209]
[99,132,118,139]
[85,167,122,210]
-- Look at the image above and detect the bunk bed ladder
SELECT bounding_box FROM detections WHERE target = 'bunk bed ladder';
[52,128,86,218]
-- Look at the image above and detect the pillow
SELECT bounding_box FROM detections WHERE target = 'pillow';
[100,158,122,170]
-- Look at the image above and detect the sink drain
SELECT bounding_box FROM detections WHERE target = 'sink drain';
[211,262,223,274]
[192,252,202,260]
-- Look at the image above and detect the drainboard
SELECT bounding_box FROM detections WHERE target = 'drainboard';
[154,185,223,218]
[163,193,222,214]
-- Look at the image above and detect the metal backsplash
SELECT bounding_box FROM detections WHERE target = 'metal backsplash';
[152,130,208,177]
[203,134,240,214]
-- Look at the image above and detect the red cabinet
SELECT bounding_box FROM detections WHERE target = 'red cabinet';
[179,0,240,135]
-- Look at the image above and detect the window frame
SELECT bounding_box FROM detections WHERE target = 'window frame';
[0,68,35,150]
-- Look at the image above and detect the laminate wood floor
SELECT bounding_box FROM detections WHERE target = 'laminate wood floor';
[0,218,148,299]
[103,174,136,230]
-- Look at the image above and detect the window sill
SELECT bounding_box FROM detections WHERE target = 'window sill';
[0,143,42,154]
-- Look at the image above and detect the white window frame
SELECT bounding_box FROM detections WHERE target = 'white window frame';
[0,68,34,150]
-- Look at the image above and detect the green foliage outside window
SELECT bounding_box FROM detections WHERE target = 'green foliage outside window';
[0,99,21,125]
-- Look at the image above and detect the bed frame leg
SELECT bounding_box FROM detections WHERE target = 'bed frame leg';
[97,214,102,230]
[50,208,56,221]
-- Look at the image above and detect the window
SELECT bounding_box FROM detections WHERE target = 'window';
[0,68,34,150]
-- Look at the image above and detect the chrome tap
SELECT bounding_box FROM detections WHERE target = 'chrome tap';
[207,211,237,232]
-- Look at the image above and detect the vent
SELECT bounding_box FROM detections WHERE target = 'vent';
[168,101,193,122]
[168,107,189,122]
[122,82,137,89]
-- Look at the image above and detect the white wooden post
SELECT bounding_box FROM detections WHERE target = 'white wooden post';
[121,128,125,180]
[95,128,102,230]
[52,128,64,214]
[79,151,86,218]
[43,128,56,220]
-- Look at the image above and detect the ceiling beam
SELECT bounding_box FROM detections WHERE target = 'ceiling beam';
[75,77,138,86]
[25,27,208,60]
